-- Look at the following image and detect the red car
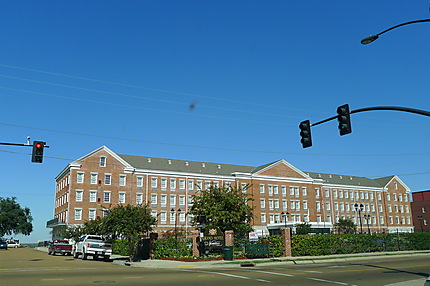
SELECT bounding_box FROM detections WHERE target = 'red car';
[48,239,72,256]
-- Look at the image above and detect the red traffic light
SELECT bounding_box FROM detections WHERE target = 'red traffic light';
[35,143,43,149]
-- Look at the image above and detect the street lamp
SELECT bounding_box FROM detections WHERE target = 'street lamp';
[171,208,181,240]
[361,19,430,45]
[354,203,364,234]
[417,216,424,232]
[363,214,371,234]
[281,211,289,228]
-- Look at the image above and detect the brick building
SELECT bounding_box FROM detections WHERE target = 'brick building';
[411,190,430,232]
[47,146,414,239]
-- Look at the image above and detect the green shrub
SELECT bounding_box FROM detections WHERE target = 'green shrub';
[112,239,129,256]
[153,238,192,259]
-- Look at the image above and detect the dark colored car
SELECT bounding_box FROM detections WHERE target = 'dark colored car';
[0,241,8,250]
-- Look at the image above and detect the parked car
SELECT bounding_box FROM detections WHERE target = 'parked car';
[0,241,7,250]
[73,235,112,261]
[7,240,20,248]
[48,239,72,256]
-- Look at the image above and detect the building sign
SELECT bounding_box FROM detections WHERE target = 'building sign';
[202,227,224,252]
[249,232,259,242]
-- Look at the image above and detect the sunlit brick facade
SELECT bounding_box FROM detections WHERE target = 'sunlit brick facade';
[47,146,414,239]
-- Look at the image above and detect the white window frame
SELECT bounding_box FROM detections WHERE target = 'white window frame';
[89,209,96,221]
[74,208,82,220]
[119,175,126,187]
[136,193,143,205]
[89,190,97,203]
[75,189,83,202]
[103,191,111,203]
[100,156,106,167]
[90,173,98,185]
[119,192,126,204]
[104,174,112,185]
[77,172,84,184]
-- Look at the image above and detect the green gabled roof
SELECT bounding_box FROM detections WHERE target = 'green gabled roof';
[306,172,383,188]
[118,154,255,177]
[373,176,396,187]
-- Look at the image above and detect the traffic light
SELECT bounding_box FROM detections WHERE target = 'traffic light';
[31,141,45,163]
[299,120,312,148]
[337,104,352,136]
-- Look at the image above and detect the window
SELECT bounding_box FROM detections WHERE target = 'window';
[387,193,391,201]
[119,192,126,203]
[179,179,185,190]
[188,195,193,206]
[274,199,279,209]
[160,195,167,207]
[261,213,266,224]
[161,178,167,190]
[137,177,143,188]
[170,179,176,190]
[295,187,299,197]
[160,211,167,223]
[282,200,287,210]
[268,185,273,196]
[377,192,382,201]
[151,194,157,205]
[333,189,338,199]
[269,199,274,210]
[75,190,83,202]
[74,208,82,220]
[170,195,176,207]
[197,180,203,189]
[151,177,158,188]
[316,201,321,212]
[89,209,96,220]
[282,186,287,197]
[290,186,295,196]
[260,184,265,194]
[179,212,186,223]
[170,212,176,224]
[179,195,185,206]
[104,174,111,185]
[119,175,126,187]
[90,173,98,184]
[260,199,266,209]
[303,201,308,210]
[188,180,194,191]
[136,193,143,205]
[89,190,97,202]
[100,156,106,167]
[151,211,157,219]
[103,191,111,203]
[77,172,84,184]
[325,189,330,198]
[315,188,320,198]
[296,201,301,211]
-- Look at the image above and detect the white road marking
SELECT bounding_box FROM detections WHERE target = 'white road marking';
[180,269,271,283]
[307,277,350,285]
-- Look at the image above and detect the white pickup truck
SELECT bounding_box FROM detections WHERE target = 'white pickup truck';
[73,235,112,261]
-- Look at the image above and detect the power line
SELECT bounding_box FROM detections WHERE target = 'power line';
[0,74,307,120]
[2,122,430,158]
[0,86,292,126]
[0,63,322,114]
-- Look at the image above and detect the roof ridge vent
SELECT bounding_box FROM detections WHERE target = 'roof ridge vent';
[185,161,189,166]
[339,175,343,179]
[217,164,221,169]
[329,174,332,178]
[168,160,171,165]
[148,158,151,163]
[202,163,205,168]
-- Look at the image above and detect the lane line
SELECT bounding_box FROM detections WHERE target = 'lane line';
[307,277,350,285]
[180,269,270,283]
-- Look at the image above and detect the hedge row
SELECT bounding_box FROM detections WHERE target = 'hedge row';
[246,232,430,257]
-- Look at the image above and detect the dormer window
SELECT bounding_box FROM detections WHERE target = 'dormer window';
[100,156,106,167]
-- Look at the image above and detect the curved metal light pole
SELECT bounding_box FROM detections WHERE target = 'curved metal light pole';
[361,19,430,45]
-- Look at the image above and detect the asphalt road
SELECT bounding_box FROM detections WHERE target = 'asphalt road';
[1,247,429,286]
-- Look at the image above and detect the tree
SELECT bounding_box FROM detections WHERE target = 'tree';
[102,203,157,261]
[188,185,254,235]
[295,222,313,235]
[0,197,33,237]
[333,218,356,234]
[63,219,104,242]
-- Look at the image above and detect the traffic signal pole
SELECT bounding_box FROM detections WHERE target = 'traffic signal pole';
[0,140,49,163]
[300,105,430,148]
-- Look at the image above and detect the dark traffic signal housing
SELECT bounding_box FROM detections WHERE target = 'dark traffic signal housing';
[299,120,312,148]
[337,104,352,136]
[31,141,45,163]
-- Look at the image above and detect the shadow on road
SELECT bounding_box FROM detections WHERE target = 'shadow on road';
[350,263,429,278]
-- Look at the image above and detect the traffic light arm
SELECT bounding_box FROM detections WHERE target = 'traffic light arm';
[311,106,430,127]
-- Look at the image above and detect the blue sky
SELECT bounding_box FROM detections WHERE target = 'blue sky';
[1,1,429,242]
